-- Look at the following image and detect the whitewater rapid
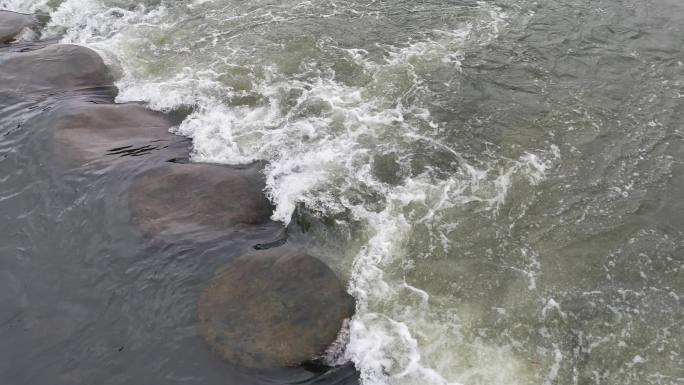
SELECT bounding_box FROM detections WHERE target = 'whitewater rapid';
[5,0,682,384]
[1,1,556,383]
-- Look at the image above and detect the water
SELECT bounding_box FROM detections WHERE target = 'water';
[1,0,683,384]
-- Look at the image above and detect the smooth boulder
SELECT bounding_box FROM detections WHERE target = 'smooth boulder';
[0,11,36,44]
[128,163,273,239]
[0,44,113,92]
[50,101,179,161]
[198,252,355,368]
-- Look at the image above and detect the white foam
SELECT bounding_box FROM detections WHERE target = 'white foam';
[0,0,49,13]
[29,1,554,384]
[544,344,563,385]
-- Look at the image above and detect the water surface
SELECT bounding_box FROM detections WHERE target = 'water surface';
[1,0,683,384]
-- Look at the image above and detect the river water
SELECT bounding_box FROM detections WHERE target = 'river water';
[2,0,683,384]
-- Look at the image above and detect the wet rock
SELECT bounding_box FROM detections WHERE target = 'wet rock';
[198,252,354,368]
[0,11,36,44]
[49,101,180,161]
[0,44,113,93]
[128,162,273,239]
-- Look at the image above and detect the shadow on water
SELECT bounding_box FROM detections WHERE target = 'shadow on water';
[0,41,358,385]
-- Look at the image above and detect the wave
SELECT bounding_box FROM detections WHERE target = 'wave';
[3,1,566,384]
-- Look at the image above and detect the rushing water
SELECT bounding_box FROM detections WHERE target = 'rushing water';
[2,0,683,384]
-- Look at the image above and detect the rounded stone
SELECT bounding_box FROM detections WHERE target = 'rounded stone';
[50,101,178,161]
[0,44,113,92]
[0,11,36,44]
[198,252,355,368]
[128,163,273,239]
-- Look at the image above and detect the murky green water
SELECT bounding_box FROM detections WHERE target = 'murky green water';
[2,0,683,384]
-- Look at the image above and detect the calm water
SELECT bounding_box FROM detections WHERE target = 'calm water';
[1,0,683,384]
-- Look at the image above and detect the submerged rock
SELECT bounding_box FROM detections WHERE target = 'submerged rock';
[128,163,273,239]
[50,101,180,161]
[0,44,113,92]
[0,11,36,44]
[198,252,354,368]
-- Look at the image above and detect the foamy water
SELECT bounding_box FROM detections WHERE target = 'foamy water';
[6,0,683,384]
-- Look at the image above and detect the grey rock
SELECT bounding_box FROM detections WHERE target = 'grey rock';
[0,11,36,44]
[198,252,354,368]
[50,101,178,161]
[128,162,273,239]
[0,44,113,92]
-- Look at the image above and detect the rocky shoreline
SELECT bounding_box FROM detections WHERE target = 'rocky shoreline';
[0,9,354,375]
